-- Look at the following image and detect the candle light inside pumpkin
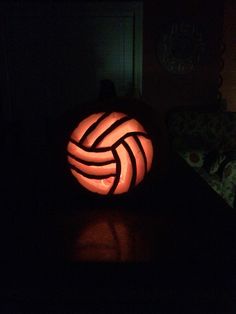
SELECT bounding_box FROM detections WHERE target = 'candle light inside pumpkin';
[67,112,154,195]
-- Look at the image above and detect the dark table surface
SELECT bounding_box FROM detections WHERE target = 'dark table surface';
[2,120,236,312]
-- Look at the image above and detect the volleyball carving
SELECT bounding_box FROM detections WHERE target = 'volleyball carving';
[67,112,154,195]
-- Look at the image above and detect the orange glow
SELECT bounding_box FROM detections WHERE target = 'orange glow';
[125,136,145,186]
[74,218,132,262]
[139,136,154,172]
[113,143,132,194]
[71,112,104,143]
[97,119,145,148]
[68,156,116,176]
[67,112,154,195]
[84,112,127,147]
[67,141,114,163]
[71,169,115,195]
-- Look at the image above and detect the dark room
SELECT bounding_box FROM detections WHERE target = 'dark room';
[1,0,236,312]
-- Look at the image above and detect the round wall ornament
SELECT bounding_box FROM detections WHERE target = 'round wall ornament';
[156,21,206,75]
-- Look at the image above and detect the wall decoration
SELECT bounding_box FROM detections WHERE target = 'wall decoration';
[156,21,206,75]
[67,112,154,195]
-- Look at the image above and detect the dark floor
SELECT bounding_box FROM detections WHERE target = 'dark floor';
[2,119,236,313]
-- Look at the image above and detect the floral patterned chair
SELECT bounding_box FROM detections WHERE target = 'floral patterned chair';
[167,107,236,207]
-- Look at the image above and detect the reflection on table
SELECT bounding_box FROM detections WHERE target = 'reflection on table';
[60,207,172,263]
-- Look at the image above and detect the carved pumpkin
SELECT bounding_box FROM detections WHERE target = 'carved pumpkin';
[67,112,154,195]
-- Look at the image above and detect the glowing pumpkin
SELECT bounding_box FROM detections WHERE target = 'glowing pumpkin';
[67,112,154,195]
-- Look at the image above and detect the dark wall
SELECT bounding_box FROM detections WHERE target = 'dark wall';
[142,0,224,118]
[1,1,224,122]
[0,1,137,121]
[221,0,236,111]
[0,6,104,121]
